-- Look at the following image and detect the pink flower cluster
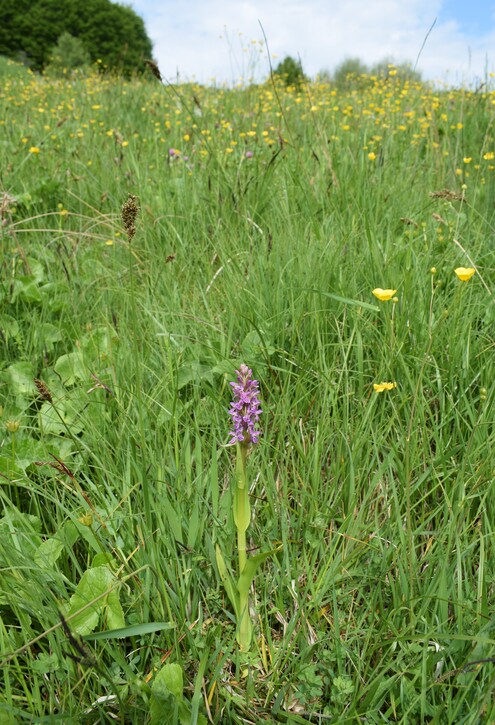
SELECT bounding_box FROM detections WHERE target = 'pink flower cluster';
[228,364,262,445]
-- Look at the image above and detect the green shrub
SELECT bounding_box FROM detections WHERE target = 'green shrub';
[273,55,307,87]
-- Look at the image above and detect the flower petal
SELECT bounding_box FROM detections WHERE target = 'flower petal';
[372,288,397,301]
[373,382,397,392]
[454,267,475,281]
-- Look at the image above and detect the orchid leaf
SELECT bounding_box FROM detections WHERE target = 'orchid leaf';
[215,545,239,616]
[237,547,282,598]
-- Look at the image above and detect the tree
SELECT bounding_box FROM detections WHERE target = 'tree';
[370,59,422,83]
[332,57,369,90]
[0,0,153,74]
[273,55,307,87]
[330,57,423,90]
[46,32,91,75]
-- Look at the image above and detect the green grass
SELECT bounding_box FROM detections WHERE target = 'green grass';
[0,62,494,723]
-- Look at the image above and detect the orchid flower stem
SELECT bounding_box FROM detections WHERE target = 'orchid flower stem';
[224,365,262,652]
[236,443,248,572]
[235,442,252,650]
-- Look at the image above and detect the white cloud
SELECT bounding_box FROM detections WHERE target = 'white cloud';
[129,0,495,85]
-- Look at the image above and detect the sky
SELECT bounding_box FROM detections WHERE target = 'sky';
[128,0,495,86]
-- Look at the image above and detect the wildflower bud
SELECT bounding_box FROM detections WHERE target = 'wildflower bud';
[77,513,93,526]
[430,267,437,274]
[5,420,20,433]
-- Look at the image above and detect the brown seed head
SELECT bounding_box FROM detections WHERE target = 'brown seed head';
[34,378,53,403]
[145,59,163,81]
[121,194,139,242]
[429,189,464,201]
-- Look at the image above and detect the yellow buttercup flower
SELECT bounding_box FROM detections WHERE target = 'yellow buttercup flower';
[373,382,397,392]
[454,267,475,282]
[29,146,40,154]
[372,288,397,301]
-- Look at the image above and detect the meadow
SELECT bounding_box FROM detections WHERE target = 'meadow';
[0,57,494,723]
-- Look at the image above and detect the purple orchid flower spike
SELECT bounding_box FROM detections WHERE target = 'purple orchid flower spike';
[228,364,262,446]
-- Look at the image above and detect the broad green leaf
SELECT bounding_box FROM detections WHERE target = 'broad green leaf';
[178,702,207,725]
[31,652,60,675]
[54,351,87,385]
[80,326,117,358]
[34,537,65,568]
[92,552,114,568]
[211,359,238,376]
[153,663,183,699]
[0,511,41,557]
[237,547,282,598]
[38,399,84,436]
[11,438,49,472]
[0,456,25,478]
[0,315,19,342]
[35,521,80,567]
[150,663,183,725]
[11,277,42,303]
[66,566,115,635]
[177,361,212,390]
[176,701,208,725]
[3,361,36,395]
[106,589,125,630]
[24,258,45,283]
[34,322,63,350]
[150,663,207,725]
[241,329,275,357]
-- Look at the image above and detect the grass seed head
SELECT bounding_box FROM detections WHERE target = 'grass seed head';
[34,378,53,403]
[145,59,162,81]
[429,189,464,201]
[121,193,139,242]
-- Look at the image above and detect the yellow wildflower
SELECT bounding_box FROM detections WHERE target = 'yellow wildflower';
[372,288,397,301]
[454,267,475,281]
[29,146,40,154]
[373,382,397,392]
[368,151,376,161]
